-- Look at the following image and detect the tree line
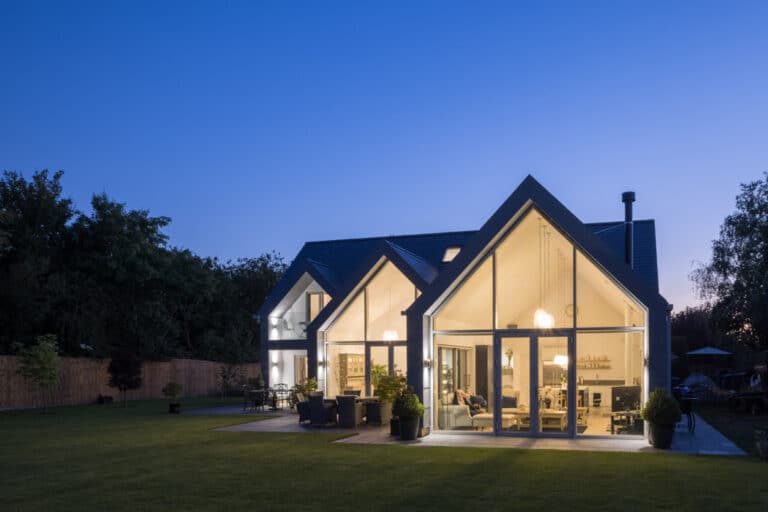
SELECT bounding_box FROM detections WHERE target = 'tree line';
[0,170,285,362]
[672,171,768,356]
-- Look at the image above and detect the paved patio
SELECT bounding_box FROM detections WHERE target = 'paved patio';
[208,406,745,455]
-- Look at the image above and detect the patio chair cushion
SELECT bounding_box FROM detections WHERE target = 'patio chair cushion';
[336,395,364,428]
[297,400,310,423]
[309,392,337,426]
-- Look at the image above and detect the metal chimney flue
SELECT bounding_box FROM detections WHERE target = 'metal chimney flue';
[622,191,635,268]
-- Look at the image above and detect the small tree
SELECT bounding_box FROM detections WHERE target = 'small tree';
[108,352,143,407]
[162,382,182,402]
[16,334,61,412]
[219,364,243,398]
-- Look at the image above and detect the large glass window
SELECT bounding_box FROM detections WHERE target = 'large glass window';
[429,205,648,437]
[326,292,365,342]
[537,336,569,433]
[496,211,574,329]
[500,337,531,432]
[576,251,645,328]
[433,258,493,331]
[269,278,331,340]
[393,345,407,375]
[326,344,365,397]
[268,349,307,386]
[434,335,494,431]
[370,346,389,395]
[326,260,417,341]
[324,259,416,397]
[366,261,412,341]
[576,332,644,435]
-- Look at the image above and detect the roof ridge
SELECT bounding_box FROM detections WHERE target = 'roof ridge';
[586,219,655,226]
[384,239,432,263]
[304,230,477,245]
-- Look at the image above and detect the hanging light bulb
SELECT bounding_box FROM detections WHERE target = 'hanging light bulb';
[534,308,554,329]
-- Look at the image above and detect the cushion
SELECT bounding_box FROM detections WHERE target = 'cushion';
[470,395,487,409]
[501,395,518,408]
[455,389,471,406]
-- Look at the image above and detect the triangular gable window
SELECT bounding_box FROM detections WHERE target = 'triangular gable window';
[433,207,646,331]
[433,257,492,330]
[576,251,645,327]
[326,260,418,341]
[269,275,331,340]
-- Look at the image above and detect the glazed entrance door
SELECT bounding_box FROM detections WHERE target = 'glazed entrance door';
[494,332,574,437]
[496,336,533,433]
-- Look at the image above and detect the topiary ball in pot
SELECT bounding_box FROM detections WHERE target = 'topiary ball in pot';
[641,388,681,449]
[393,387,425,441]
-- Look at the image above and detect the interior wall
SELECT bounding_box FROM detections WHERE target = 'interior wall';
[268,349,307,387]
[270,280,328,341]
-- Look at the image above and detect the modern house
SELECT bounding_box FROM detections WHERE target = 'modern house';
[257,175,671,438]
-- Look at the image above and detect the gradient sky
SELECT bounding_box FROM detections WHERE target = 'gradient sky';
[2,1,767,311]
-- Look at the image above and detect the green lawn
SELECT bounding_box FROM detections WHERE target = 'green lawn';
[2,399,768,511]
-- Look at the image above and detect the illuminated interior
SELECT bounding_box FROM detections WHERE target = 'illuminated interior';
[432,208,646,436]
[324,260,417,396]
[268,273,331,341]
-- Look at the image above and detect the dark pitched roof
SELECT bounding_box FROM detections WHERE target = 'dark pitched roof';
[300,230,475,291]
[258,179,663,317]
[256,231,473,317]
[587,220,659,290]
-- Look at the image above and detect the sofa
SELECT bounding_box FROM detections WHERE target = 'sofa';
[437,391,522,430]
[438,403,474,429]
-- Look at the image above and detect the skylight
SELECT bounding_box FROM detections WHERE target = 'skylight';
[442,247,461,263]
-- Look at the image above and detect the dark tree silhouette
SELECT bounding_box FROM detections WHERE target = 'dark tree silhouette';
[693,172,768,350]
[108,352,143,407]
[0,170,286,362]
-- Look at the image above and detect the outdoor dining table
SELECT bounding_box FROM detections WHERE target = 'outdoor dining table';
[269,385,293,410]
[243,388,270,412]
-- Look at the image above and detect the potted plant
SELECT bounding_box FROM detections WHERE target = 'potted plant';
[370,362,388,393]
[756,427,768,459]
[371,372,406,428]
[393,387,425,441]
[162,382,183,414]
[293,377,318,404]
[248,374,265,390]
[641,388,681,449]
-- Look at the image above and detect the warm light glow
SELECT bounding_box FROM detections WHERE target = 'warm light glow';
[533,308,554,329]
[442,247,462,262]
[553,354,568,368]
[382,330,399,341]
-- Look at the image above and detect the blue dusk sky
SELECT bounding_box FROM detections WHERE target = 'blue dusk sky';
[2,1,767,311]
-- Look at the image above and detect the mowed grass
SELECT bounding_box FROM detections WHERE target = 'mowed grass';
[2,399,768,512]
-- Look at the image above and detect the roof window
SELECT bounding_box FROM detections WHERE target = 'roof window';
[442,247,461,263]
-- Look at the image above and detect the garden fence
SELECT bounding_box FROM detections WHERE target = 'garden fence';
[0,355,260,410]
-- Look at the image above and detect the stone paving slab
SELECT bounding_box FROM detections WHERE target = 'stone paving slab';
[668,413,745,456]
[208,407,745,456]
